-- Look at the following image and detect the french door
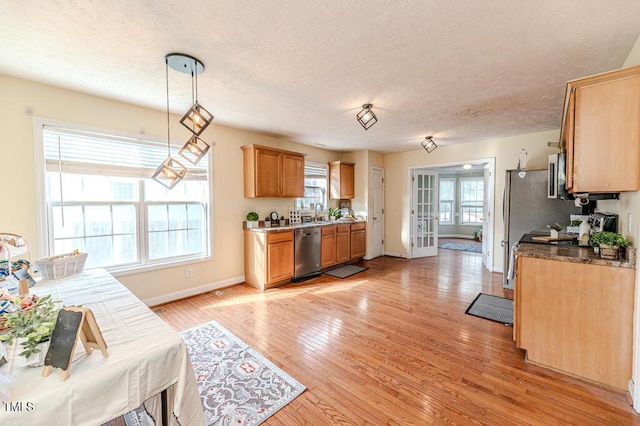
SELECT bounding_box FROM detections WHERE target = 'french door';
[411,169,439,258]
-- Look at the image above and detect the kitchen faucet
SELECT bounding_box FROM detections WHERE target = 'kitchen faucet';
[314,203,323,221]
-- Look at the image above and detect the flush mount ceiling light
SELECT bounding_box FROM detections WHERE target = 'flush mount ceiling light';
[421,136,437,153]
[356,103,377,130]
[463,164,472,170]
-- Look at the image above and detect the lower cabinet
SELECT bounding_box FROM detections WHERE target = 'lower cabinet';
[515,255,634,390]
[350,223,366,259]
[335,224,351,264]
[321,226,337,268]
[244,230,294,290]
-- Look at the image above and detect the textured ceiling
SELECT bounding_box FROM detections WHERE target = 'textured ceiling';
[1,1,639,152]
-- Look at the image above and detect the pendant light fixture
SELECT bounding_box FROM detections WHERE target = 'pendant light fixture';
[357,103,377,130]
[152,55,189,189]
[421,136,437,153]
[166,53,213,165]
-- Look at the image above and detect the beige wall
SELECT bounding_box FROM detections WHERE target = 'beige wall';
[383,130,559,269]
[0,74,341,303]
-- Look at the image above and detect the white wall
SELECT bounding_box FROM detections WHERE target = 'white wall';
[383,130,559,270]
[0,74,341,303]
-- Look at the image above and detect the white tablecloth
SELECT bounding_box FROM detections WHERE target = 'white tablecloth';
[0,268,204,426]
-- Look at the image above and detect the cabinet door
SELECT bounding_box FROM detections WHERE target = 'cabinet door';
[336,229,350,264]
[329,161,355,199]
[282,154,304,197]
[350,230,366,259]
[340,163,355,199]
[255,148,281,197]
[321,234,337,268]
[267,239,294,284]
[564,89,575,192]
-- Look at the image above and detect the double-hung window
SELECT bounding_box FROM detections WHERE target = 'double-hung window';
[459,178,484,225]
[38,123,211,273]
[296,163,328,211]
[438,178,455,224]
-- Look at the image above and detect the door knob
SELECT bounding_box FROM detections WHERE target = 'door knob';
[373,217,378,220]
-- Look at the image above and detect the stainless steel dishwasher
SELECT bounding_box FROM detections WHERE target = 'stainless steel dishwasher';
[294,226,321,280]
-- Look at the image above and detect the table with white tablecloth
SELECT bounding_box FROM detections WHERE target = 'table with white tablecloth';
[0,268,205,426]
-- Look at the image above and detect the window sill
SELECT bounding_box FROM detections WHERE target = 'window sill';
[107,255,213,278]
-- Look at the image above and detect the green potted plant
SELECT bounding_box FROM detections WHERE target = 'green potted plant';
[589,231,630,260]
[0,294,61,368]
[279,216,286,226]
[264,215,271,228]
[245,211,259,229]
[328,207,340,221]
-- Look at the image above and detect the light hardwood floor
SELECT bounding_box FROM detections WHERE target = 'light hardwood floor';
[148,249,639,425]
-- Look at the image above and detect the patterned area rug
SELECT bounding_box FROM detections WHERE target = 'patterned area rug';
[323,264,368,279]
[440,242,482,253]
[181,320,306,425]
[465,293,514,325]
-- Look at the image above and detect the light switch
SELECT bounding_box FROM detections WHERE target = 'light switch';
[628,213,632,233]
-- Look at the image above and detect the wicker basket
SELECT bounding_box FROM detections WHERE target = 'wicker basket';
[36,252,88,279]
[599,245,619,260]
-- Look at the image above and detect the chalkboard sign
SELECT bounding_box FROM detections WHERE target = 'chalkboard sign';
[44,309,83,372]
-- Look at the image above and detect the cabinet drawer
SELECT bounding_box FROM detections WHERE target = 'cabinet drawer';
[321,225,336,236]
[336,224,350,233]
[350,222,366,231]
[267,230,293,244]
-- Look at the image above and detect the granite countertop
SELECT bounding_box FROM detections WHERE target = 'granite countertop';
[243,218,366,232]
[516,242,637,269]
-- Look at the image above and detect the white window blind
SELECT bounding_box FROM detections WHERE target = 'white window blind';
[40,125,211,272]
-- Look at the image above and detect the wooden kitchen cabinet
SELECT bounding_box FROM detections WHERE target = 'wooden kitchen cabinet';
[350,222,366,259]
[329,161,355,199]
[242,144,304,198]
[515,255,634,390]
[321,225,337,268]
[560,65,640,193]
[335,224,351,264]
[244,229,294,290]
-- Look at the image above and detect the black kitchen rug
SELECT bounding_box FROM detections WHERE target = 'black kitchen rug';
[323,265,368,279]
[465,293,513,325]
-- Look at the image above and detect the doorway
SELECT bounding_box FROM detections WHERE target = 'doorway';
[408,158,495,272]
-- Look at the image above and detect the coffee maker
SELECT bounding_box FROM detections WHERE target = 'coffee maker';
[588,212,618,233]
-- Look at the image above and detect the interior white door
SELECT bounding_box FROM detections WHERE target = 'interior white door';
[371,167,384,258]
[411,169,439,258]
[482,166,493,271]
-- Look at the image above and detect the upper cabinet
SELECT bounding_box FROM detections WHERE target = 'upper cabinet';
[242,144,304,198]
[560,65,640,193]
[329,161,355,199]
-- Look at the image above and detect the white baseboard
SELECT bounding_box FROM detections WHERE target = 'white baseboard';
[143,275,245,307]
[493,266,504,274]
[440,234,475,240]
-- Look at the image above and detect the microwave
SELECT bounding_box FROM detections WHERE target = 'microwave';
[548,153,572,200]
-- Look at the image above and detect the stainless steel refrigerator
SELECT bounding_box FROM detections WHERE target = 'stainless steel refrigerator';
[503,169,581,288]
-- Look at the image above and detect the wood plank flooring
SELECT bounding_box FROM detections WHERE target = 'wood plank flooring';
[148,249,640,425]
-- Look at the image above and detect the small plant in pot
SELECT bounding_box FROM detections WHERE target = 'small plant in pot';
[245,212,259,229]
[279,216,286,226]
[328,207,340,221]
[589,231,630,260]
[0,294,61,367]
[264,216,271,228]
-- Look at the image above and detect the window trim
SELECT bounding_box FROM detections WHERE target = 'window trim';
[459,177,484,225]
[295,161,329,213]
[33,117,214,275]
[438,177,455,225]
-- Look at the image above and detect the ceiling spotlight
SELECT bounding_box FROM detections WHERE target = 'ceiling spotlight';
[421,136,437,153]
[357,104,377,130]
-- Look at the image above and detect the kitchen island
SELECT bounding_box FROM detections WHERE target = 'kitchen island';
[514,242,636,391]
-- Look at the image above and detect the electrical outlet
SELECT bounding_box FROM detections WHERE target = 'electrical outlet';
[185,268,193,279]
